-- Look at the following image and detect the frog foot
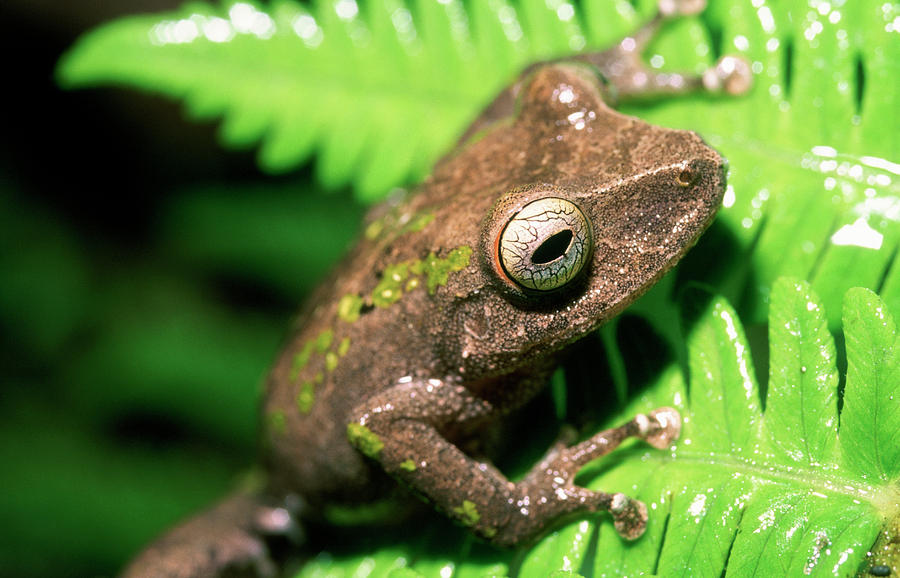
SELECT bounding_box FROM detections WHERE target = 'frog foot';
[566,407,682,459]
[580,0,753,99]
[643,406,682,449]
[703,55,754,95]
[507,407,681,542]
[610,493,649,540]
[489,479,648,545]
[659,0,706,17]
[657,0,753,96]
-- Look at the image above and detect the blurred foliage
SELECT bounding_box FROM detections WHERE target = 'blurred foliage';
[0,177,364,575]
[0,0,895,575]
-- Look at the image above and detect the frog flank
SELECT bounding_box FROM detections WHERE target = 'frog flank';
[278,220,474,418]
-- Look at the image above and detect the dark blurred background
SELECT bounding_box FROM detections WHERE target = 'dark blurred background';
[1,2,365,575]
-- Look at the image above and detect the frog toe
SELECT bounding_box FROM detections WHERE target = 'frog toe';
[609,493,649,540]
[642,407,682,449]
[659,0,706,17]
[703,55,754,95]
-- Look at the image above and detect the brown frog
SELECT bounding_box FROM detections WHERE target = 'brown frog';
[124,1,750,576]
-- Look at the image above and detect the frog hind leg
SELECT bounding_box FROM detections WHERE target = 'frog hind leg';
[121,490,299,578]
[579,0,753,99]
[347,379,681,547]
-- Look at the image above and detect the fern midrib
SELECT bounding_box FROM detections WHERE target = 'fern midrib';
[637,447,886,505]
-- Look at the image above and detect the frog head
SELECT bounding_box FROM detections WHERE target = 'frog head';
[427,64,725,384]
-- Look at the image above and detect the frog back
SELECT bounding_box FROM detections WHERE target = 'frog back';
[259,190,486,503]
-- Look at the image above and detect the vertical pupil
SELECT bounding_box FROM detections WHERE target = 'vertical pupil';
[532,229,573,264]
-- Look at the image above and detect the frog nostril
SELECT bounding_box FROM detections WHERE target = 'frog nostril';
[532,229,574,264]
[676,167,697,188]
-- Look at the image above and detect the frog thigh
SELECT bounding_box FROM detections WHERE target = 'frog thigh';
[121,490,283,578]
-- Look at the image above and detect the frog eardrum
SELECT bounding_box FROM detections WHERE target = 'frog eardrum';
[496,197,593,291]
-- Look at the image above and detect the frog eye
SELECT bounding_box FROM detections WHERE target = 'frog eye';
[498,197,592,292]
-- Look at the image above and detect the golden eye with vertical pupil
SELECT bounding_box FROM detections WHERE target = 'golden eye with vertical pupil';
[498,197,593,292]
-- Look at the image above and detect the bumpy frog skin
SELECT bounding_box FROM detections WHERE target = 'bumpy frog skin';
[124,2,750,576]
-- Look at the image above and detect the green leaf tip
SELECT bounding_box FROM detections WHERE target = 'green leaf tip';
[765,277,838,467]
[841,287,900,485]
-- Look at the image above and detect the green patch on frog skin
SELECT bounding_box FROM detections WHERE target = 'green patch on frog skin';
[452,499,481,527]
[325,351,339,372]
[296,382,315,414]
[314,329,333,353]
[267,411,286,435]
[365,210,435,242]
[364,219,384,240]
[337,336,350,356]
[417,246,473,294]
[347,423,384,458]
[289,341,314,380]
[374,245,473,308]
[400,211,435,234]
[372,261,411,308]
[337,293,364,322]
[400,459,417,472]
[346,245,474,316]
[290,330,335,381]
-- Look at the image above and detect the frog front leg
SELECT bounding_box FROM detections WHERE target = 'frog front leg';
[458,0,749,144]
[580,0,752,97]
[347,379,680,546]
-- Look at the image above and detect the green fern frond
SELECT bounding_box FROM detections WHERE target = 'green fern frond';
[56,0,651,201]
[56,0,629,200]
